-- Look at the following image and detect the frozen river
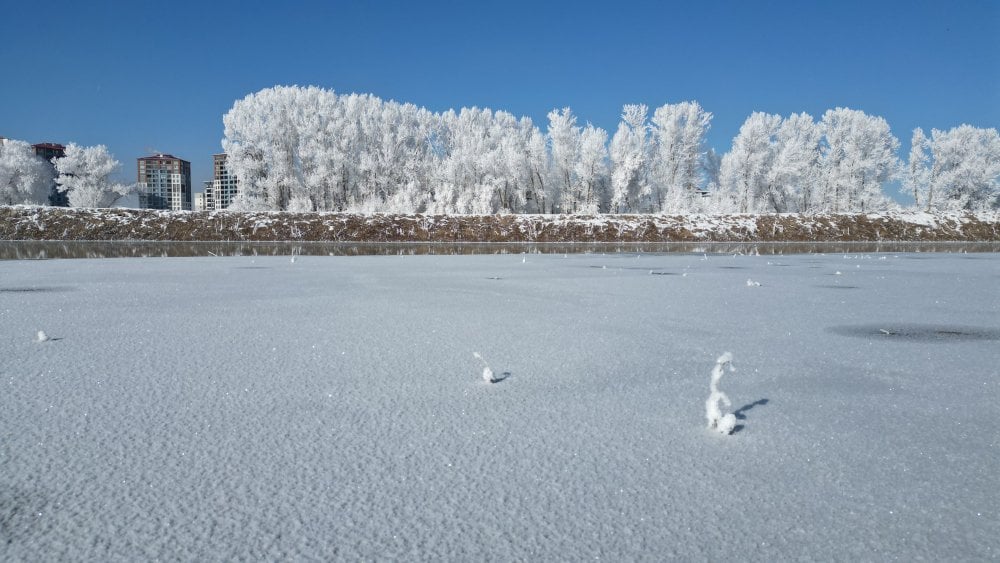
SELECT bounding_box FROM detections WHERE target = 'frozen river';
[2,239,1000,260]
[1,250,998,560]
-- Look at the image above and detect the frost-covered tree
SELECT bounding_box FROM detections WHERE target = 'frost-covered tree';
[902,128,931,209]
[427,109,467,214]
[517,122,540,211]
[231,88,338,210]
[719,112,823,213]
[224,86,555,215]
[817,108,900,213]
[0,139,54,205]
[54,143,132,208]
[719,112,782,213]
[609,104,651,213]
[771,113,822,212]
[649,101,712,212]
[224,87,310,210]
[224,87,433,212]
[430,107,534,214]
[543,108,614,214]
[574,125,609,214]
[910,125,1000,211]
[496,116,542,213]
[547,108,580,213]
[358,99,436,213]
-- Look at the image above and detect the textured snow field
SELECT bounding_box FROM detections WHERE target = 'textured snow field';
[1,251,998,561]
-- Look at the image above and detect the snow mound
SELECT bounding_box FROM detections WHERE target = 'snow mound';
[705,352,737,435]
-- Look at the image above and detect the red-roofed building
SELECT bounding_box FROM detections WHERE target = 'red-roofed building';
[32,142,66,160]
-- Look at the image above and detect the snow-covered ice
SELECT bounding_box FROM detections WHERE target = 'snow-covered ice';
[1,250,998,560]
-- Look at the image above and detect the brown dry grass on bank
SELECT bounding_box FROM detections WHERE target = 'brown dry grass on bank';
[1,206,998,243]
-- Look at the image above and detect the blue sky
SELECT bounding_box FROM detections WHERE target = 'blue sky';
[2,0,997,192]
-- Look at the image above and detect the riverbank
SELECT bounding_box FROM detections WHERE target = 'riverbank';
[2,206,998,243]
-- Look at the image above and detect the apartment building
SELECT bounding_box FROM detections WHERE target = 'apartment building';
[193,190,206,211]
[204,153,238,210]
[137,154,192,210]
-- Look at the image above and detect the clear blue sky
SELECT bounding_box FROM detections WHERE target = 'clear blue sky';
[2,0,997,192]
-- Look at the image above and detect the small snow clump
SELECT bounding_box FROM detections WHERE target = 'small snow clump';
[474,352,496,383]
[36,330,50,342]
[746,278,761,287]
[705,352,737,435]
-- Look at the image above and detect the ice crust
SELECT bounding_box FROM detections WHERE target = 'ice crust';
[1,251,998,560]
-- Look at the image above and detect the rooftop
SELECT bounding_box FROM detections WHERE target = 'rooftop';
[32,142,66,151]
[138,153,189,163]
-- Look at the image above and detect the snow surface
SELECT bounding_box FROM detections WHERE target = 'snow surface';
[1,251,999,560]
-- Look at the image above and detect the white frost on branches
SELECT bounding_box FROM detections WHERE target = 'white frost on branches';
[609,104,650,213]
[817,108,900,213]
[718,109,903,214]
[903,125,1000,212]
[216,86,998,215]
[0,139,53,205]
[54,143,133,208]
[649,101,713,213]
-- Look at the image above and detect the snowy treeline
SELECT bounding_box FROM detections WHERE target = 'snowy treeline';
[0,140,132,207]
[221,86,1000,214]
[222,87,556,214]
[904,126,1000,212]
[4,86,998,213]
[718,110,898,213]
[221,87,712,214]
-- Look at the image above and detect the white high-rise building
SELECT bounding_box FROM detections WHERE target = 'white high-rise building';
[137,154,192,211]
[204,153,238,210]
